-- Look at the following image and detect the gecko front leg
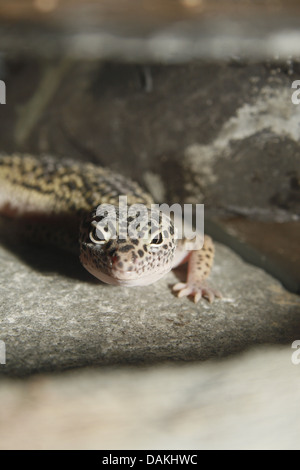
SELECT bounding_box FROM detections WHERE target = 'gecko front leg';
[172,235,221,303]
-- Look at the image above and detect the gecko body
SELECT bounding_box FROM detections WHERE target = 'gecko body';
[0,154,221,302]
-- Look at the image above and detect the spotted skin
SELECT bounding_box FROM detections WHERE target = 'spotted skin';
[79,207,177,287]
[0,154,221,303]
[173,235,221,303]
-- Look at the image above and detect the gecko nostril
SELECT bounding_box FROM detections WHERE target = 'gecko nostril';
[111,255,118,265]
[107,247,118,265]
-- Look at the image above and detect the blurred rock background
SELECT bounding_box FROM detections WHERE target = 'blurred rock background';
[0,0,299,449]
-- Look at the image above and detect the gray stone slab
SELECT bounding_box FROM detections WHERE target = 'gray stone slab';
[0,237,299,377]
[0,346,300,450]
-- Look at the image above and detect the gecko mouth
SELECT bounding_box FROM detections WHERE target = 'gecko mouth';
[110,267,169,286]
[82,261,171,287]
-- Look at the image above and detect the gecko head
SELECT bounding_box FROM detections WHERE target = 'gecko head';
[79,205,177,286]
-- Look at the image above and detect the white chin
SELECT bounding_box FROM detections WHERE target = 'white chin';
[82,263,171,287]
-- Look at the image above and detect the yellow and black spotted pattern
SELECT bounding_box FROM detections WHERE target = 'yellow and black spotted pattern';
[0,154,154,252]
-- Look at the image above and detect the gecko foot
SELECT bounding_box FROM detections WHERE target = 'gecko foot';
[173,281,222,304]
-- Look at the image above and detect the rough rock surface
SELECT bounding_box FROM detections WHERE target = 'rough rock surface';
[0,236,299,377]
[1,60,299,222]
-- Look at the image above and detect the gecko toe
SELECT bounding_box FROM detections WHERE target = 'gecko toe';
[172,281,221,303]
[173,282,187,292]
[177,286,193,298]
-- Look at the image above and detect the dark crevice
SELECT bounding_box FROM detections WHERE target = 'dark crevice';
[205,218,300,295]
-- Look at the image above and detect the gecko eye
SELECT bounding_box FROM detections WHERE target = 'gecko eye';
[149,232,163,246]
[89,223,111,245]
